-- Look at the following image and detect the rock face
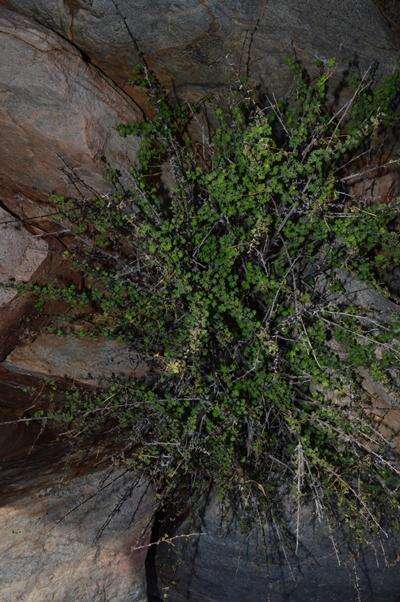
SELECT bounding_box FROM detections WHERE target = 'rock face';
[2,0,398,103]
[0,208,48,307]
[0,333,149,501]
[0,468,154,602]
[154,497,400,601]
[0,5,140,208]
[0,206,49,355]
[3,333,149,385]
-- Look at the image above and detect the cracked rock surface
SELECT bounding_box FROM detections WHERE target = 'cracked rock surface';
[0,5,140,204]
[2,0,399,102]
[0,469,153,602]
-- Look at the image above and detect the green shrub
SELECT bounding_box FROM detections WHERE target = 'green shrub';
[34,58,400,544]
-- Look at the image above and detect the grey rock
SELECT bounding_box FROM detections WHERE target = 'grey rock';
[0,468,154,601]
[375,0,400,34]
[0,206,48,307]
[339,271,400,319]
[359,367,400,409]
[155,496,400,601]
[2,0,398,102]
[0,3,399,599]
[0,206,49,355]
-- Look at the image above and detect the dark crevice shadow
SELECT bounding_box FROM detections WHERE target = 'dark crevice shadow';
[145,510,163,602]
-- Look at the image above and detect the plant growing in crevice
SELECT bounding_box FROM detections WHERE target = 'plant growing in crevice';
[28,58,400,550]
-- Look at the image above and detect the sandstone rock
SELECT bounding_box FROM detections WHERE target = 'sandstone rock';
[0,6,140,207]
[359,368,400,410]
[0,207,48,306]
[154,496,400,601]
[0,4,399,599]
[2,333,148,385]
[350,170,400,205]
[2,1,398,103]
[391,433,400,453]
[0,468,154,601]
[0,206,48,356]
[380,409,400,439]
[0,332,148,503]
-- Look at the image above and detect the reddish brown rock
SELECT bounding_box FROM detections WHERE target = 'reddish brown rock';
[380,409,400,439]
[0,6,140,209]
[350,170,400,204]
[2,333,148,386]
[0,332,149,503]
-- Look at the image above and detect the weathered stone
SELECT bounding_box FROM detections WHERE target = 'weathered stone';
[2,333,148,385]
[0,206,48,356]
[0,6,140,206]
[0,332,148,503]
[0,3,399,598]
[2,0,398,104]
[0,207,48,306]
[380,409,400,438]
[0,468,154,601]
[359,367,400,410]
[334,271,400,320]
[154,496,400,601]
[350,170,400,204]
[391,433,400,453]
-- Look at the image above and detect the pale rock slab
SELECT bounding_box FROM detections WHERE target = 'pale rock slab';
[0,469,154,602]
[0,207,48,306]
[3,333,148,385]
[0,206,48,355]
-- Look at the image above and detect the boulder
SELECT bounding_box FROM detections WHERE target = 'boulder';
[0,5,140,209]
[0,468,154,601]
[339,272,400,320]
[2,333,148,385]
[154,496,400,601]
[2,0,398,102]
